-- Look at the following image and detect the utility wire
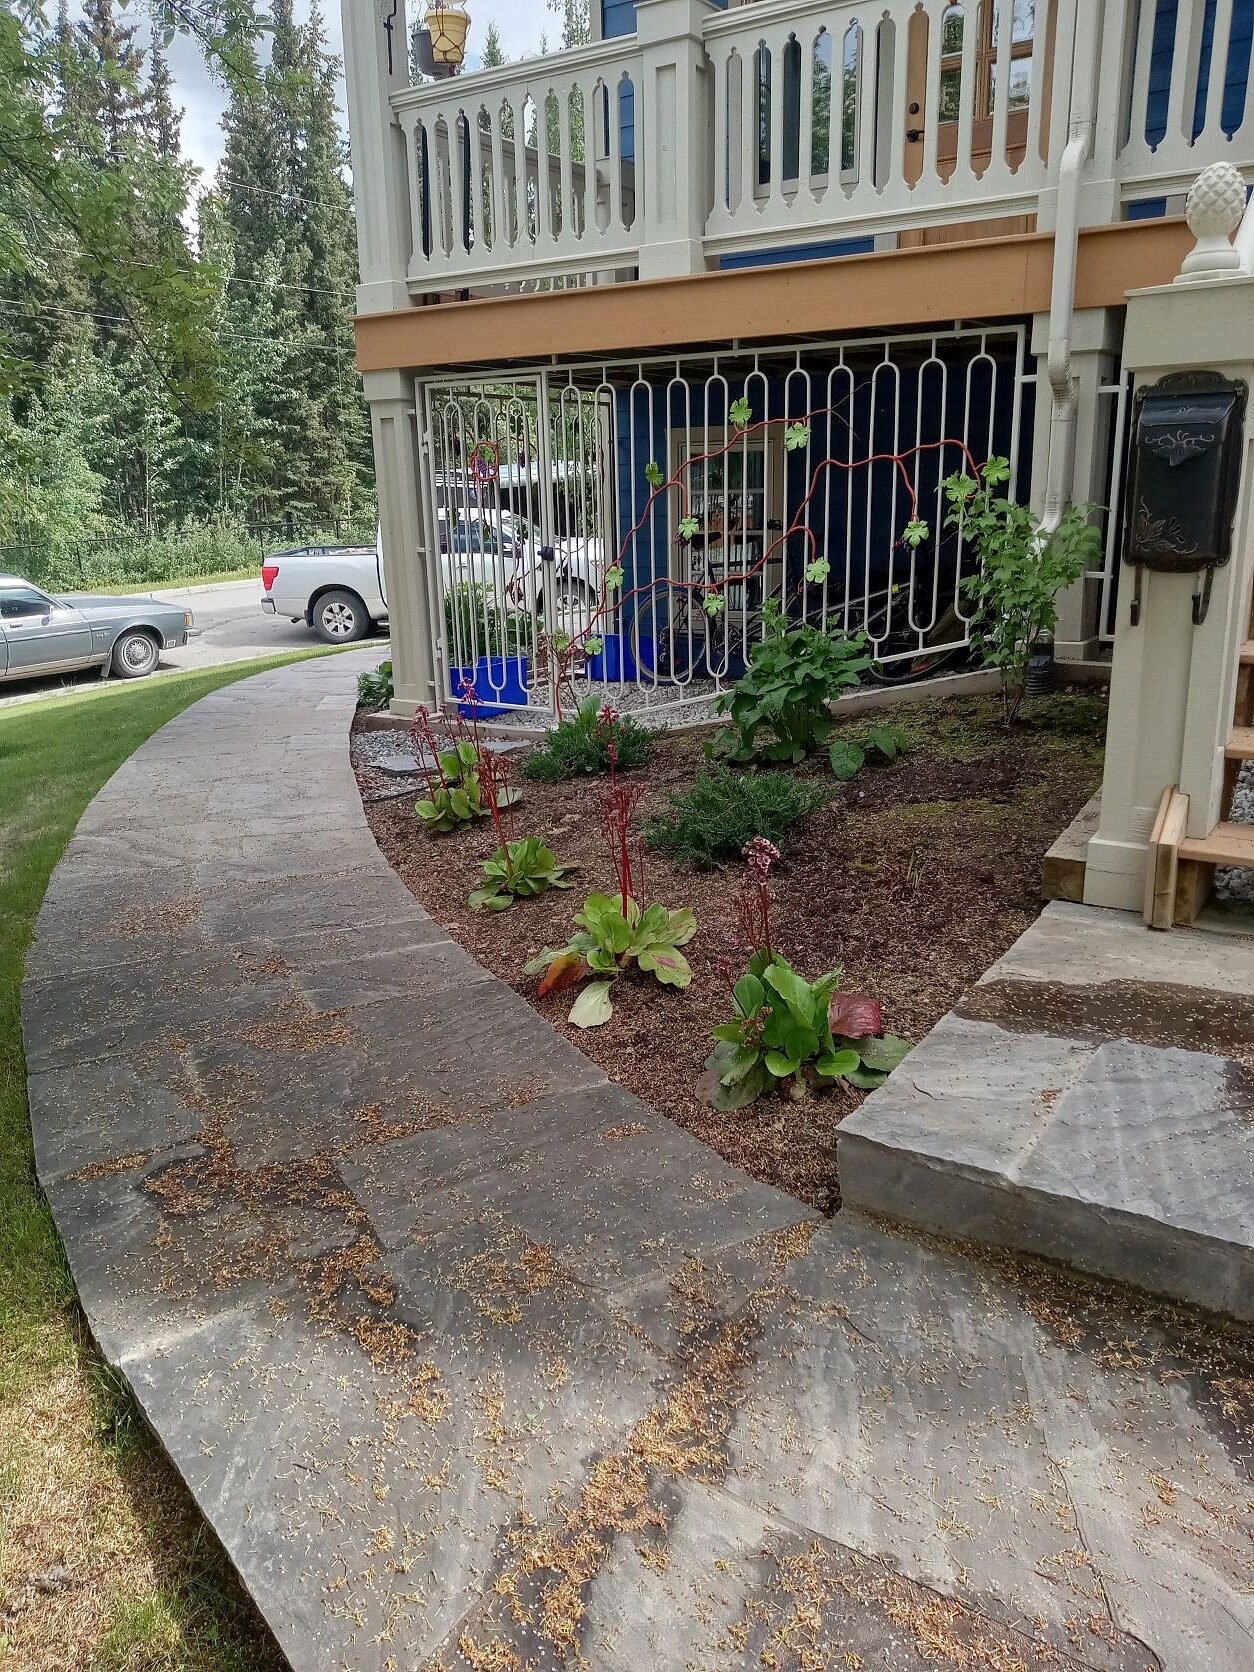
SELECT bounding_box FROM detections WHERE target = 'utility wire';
[0,299,356,356]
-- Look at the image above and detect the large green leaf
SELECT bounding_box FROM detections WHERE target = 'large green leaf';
[764,1050,801,1078]
[638,946,692,988]
[858,1033,912,1073]
[569,981,614,1029]
[829,739,865,781]
[814,1047,862,1079]
[732,973,766,1016]
[764,959,818,1028]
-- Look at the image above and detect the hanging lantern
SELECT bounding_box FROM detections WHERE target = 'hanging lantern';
[424,4,471,69]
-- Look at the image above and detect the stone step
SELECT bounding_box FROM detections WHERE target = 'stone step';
[838,901,1254,1321]
[1179,821,1254,868]
[1225,725,1254,761]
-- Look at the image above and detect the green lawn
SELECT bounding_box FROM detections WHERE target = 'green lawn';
[0,656,327,1670]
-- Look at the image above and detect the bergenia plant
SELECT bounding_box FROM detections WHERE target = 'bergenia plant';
[524,706,696,1028]
[411,701,518,835]
[697,839,910,1110]
[468,747,575,911]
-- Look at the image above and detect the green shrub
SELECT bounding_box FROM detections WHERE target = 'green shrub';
[357,660,393,707]
[523,697,652,782]
[445,582,532,664]
[716,602,871,765]
[644,765,824,869]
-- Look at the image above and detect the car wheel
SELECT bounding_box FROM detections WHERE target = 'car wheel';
[313,589,369,644]
[110,629,161,679]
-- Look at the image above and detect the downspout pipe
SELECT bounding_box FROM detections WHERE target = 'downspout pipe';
[1040,1,1102,533]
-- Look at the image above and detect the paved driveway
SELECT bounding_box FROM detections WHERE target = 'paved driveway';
[0,578,389,710]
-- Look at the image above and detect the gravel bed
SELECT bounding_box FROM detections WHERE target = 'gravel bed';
[1216,759,1254,907]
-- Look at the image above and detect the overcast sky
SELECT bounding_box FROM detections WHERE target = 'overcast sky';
[150,1,559,186]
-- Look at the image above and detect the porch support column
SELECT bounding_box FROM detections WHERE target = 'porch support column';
[1084,275,1254,912]
[363,369,438,721]
[635,0,715,279]
[1028,306,1122,663]
[343,0,413,315]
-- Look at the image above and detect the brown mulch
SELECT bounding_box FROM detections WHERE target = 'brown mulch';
[358,693,1106,1215]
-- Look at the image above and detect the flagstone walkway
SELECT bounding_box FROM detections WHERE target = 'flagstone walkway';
[23,652,1254,1670]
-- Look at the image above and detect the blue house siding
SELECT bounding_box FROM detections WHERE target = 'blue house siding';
[1144,0,1254,144]
[610,347,1026,667]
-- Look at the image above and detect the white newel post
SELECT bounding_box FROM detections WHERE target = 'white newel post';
[1085,165,1254,912]
[363,370,438,719]
[634,0,714,280]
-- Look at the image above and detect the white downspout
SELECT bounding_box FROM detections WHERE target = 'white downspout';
[1040,1,1102,532]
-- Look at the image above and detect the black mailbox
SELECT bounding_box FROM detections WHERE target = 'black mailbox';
[1123,370,1246,624]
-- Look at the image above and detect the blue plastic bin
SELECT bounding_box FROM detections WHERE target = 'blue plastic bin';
[451,654,530,717]
[586,632,641,683]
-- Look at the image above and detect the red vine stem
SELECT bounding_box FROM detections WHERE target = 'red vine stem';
[545,405,984,716]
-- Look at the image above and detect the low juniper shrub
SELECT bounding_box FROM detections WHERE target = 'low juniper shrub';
[523,696,652,782]
[644,765,826,869]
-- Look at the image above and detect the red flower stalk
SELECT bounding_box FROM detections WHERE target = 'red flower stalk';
[595,704,644,909]
[409,706,449,800]
[735,837,780,960]
[478,745,514,852]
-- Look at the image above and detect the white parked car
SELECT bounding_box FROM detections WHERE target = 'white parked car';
[260,516,603,644]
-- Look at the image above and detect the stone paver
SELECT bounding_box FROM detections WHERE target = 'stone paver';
[840,901,1254,1319]
[24,652,1254,1670]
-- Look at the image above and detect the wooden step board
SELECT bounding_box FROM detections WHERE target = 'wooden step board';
[1241,640,1254,666]
[1179,822,1254,868]
[1225,727,1254,762]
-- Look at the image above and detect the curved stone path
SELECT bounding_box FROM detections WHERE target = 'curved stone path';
[24,653,1254,1670]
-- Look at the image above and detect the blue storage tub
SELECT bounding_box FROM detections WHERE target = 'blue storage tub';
[450,654,529,717]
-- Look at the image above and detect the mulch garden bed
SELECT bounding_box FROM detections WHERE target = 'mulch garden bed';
[357,692,1106,1215]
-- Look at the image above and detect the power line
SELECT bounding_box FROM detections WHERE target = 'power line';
[214,174,349,211]
[0,299,356,357]
[111,257,345,299]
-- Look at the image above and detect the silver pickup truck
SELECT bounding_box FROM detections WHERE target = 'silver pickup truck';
[260,513,603,644]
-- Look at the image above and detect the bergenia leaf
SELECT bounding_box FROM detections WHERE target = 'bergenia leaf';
[569,981,614,1029]
[857,1033,912,1072]
[537,950,587,996]
[828,991,884,1040]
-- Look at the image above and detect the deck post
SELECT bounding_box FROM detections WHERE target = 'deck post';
[343,0,414,314]
[634,0,715,279]
[363,369,439,721]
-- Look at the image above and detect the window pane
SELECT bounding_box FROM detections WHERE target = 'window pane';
[991,1,1034,44]
[941,6,964,56]
[939,65,964,123]
[1008,59,1032,109]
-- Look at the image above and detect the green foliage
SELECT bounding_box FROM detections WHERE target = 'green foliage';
[1,2,372,569]
[356,660,393,708]
[944,458,1102,724]
[416,739,520,834]
[524,893,697,1028]
[445,582,532,662]
[644,460,664,488]
[523,697,652,782]
[717,603,871,764]
[644,766,825,870]
[729,396,752,428]
[784,421,810,451]
[469,837,575,911]
[828,721,911,782]
[698,954,911,1111]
